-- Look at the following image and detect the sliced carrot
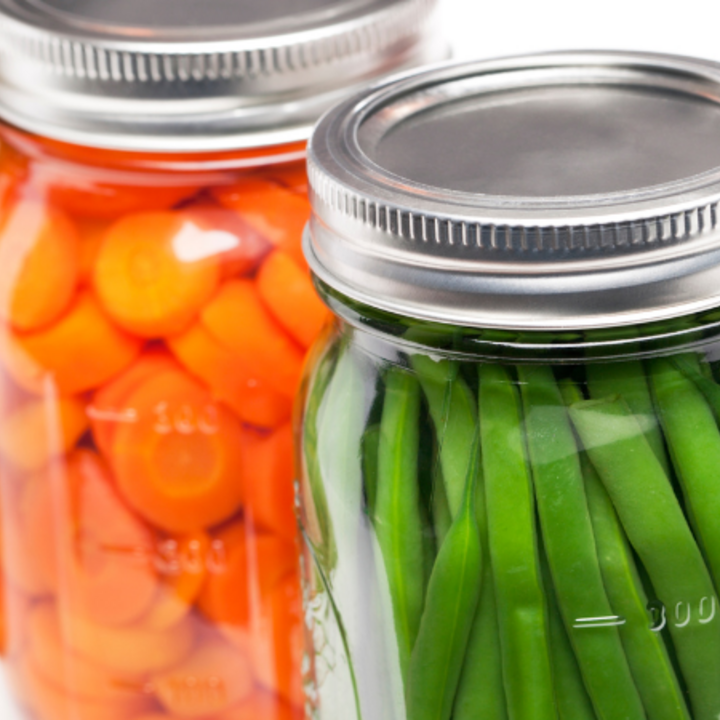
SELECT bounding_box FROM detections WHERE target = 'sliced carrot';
[28,602,147,703]
[0,200,80,332]
[152,636,253,717]
[112,369,245,533]
[17,650,152,720]
[140,531,209,631]
[270,162,309,197]
[13,470,59,596]
[43,170,199,219]
[242,424,297,542]
[77,218,111,286]
[246,572,304,708]
[0,397,88,471]
[62,609,195,675]
[184,203,269,279]
[218,692,303,720]
[94,212,221,337]
[61,450,158,626]
[89,349,181,458]
[213,178,310,268]
[0,291,142,395]
[256,251,328,348]
[198,522,297,628]
[168,322,292,429]
[201,280,304,398]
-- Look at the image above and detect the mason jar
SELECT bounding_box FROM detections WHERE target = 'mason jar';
[0,1,443,719]
[298,52,720,720]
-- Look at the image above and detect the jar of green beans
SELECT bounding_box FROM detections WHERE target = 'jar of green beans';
[297,52,720,720]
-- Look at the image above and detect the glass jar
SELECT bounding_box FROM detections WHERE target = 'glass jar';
[298,53,720,720]
[0,2,442,720]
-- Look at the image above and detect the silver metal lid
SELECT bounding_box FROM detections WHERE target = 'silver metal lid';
[0,0,441,152]
[306,51,720,331]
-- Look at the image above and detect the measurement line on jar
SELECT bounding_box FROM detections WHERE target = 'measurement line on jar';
[573,615,626,629]
[86,405,138,423]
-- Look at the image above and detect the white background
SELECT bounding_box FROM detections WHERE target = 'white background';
[1,0,718,717]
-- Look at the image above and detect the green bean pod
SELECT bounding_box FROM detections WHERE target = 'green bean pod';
[431,458,452,549]
[672,355,720,421]
[374,368,426,681]
[541,548,596,720]
[479,363,558,720]
[587,360,670,476]
[569,396,720,720]
[520,365,645,720]
[454,440,507,720]
[406,436,483,720]
[650,357,720,592]
[410,355,477,516]
[300,338,340,571]
[362,423,381,516]
[584,455,690,720]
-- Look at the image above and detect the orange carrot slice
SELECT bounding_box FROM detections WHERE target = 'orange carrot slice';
[0,397,88,471]
[89,349,180,458]
[140,531,209,631]
[168,322,292,429]
[94,213,221,337]
[246,572,304,708]
[43,170,199,220]
[151,636,253,717]
[61,450,158,626]
[28,602,147,703]
[256,251,328,348]
[184,203,269,279]
[14,470,59,595]
[201,280,304,398]
[242,424,297,541]
[1,291,142,395]
[112,369,245,533]
[213,178,310,268]
[77,218,111,286]
[18,650,152,720]
[0,200,80,332]
[270,162,309,197]
[62,609,195,676]
[198,523,297,628]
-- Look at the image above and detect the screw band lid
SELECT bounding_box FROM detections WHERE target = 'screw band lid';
[0,0,442,151]
[306,52,720,330]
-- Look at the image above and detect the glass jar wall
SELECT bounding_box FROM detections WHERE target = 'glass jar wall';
[0,126,325,720]
[298,290,720,720]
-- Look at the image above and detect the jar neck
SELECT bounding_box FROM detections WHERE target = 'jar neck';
[317,279,720,363]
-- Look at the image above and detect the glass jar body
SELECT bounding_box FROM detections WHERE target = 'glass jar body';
[0,125,326,720]
[297,288,720,720]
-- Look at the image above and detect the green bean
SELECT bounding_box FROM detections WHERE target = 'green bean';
[374,368,426,682]
[431,458,452,549]
[362,423,381,515]
[520,365,645,720]
[301,339,340,570]
[672,354,720,424]
[587,361,670,476]
[479,364,557,720]
[649,358,720,591]
[583,455,690,720]
[454,432,507,720]
[540,548,596,720]
[569,396,720,720]
[406,434,483,720]
[410,355,477,516]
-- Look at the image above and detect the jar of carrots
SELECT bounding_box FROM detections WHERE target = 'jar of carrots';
[0,1,441,719]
